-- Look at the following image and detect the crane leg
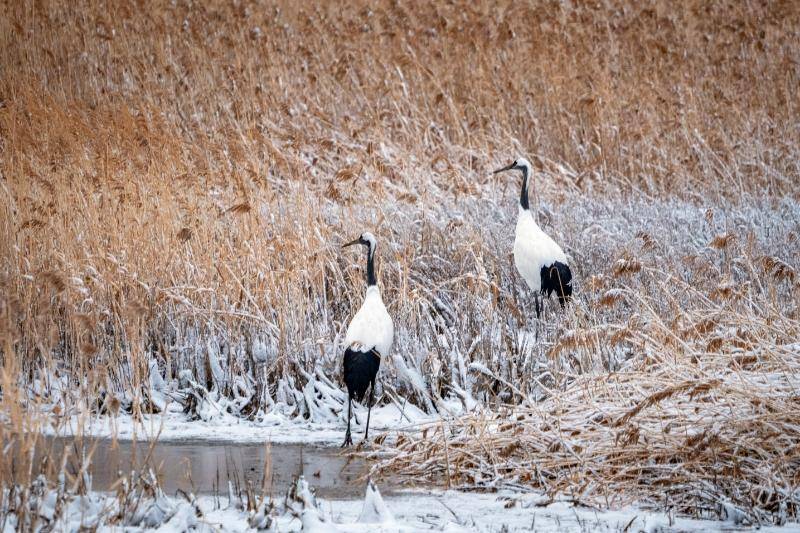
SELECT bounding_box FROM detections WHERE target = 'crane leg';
[363,383,375,443]
[534,293,543,342]
[342,395,353,447]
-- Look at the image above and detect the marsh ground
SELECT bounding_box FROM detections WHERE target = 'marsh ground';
[1,1,799,530]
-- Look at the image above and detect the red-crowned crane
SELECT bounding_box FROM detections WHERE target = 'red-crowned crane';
[340,232,393,447]
[493,158,573,318]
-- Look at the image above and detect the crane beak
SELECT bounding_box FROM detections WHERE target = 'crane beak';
[492,162,516,174]
[342,238,361,249]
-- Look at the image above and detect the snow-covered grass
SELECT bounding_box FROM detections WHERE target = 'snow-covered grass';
[4,473,796,533]
[8,196,799,528]
[2,0,800,528]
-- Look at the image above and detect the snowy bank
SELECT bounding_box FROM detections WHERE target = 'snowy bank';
[5,475,793,533]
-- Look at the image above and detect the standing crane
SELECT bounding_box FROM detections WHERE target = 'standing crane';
[340,232,394,447]
[493,158,573,318]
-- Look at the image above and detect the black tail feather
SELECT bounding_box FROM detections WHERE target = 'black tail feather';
[343,348,381,403]
[540,261,573,306]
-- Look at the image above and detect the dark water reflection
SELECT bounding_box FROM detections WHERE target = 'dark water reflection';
[35,437,378,499]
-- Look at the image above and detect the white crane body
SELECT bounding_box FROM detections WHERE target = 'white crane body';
[513,207,568,293]
[340,232,393,446]
[345,286,393,357]
[493,157,573,316]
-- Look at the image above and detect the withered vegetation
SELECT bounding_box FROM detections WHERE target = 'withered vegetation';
[1,0,799,525]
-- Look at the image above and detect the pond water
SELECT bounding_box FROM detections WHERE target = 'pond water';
[34,437,381,499]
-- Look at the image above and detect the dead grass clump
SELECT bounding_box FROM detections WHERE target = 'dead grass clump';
[709,233,736,250]
[759,255,797,283]
[371,348,799,524]
[1,0,799,520]
[367,216,799,523]
[612,255,643,277]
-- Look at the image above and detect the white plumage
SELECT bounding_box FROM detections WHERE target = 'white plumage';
[514,206,568,293]
[345,285,394,357]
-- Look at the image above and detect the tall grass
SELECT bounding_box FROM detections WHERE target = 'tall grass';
[1,0,799,522]
[370,212,800,523]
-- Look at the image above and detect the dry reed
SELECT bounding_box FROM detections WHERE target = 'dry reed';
[1,0,799,523]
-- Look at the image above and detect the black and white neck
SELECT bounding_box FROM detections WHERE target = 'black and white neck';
[492,157,534,212]
[364,236,377,287]
[518,161,531,211]
[343,231,378,288]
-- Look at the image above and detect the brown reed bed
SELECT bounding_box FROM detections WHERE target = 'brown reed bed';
[1,0,799,522]
[368,257,800,524]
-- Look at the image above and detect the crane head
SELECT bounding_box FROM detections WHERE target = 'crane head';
[343,232,377,252]
[492,157,531,175]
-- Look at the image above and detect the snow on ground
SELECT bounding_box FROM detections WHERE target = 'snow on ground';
[306,489,800,532]
[44,399,435,444]
[6,476,797,533]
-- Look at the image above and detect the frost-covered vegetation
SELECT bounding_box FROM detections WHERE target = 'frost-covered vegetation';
[8,471,771,533]
[1,0,799,528]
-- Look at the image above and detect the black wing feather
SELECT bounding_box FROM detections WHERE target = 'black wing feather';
[343,348,381,403]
